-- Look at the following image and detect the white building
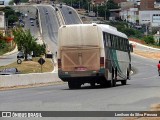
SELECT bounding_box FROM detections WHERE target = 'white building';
[120,8,138,23]
[139,10,160,27]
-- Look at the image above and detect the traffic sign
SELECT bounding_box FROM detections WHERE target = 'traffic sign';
[38,58,45,65]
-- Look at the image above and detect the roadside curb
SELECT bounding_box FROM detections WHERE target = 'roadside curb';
[129,41,160,51]
[1,46,18,56]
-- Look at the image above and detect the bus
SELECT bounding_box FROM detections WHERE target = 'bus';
[57,24,133,89]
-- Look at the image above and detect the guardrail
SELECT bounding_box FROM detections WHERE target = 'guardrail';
[54,6,65,26]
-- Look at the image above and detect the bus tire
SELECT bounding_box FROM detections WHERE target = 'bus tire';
[121,80,127,85]
[90,82,95,88]
[111,79,116,87]
[100,82,107,88]
[111,67,116,87]
[68,81,81,89]
[127,69,130,80]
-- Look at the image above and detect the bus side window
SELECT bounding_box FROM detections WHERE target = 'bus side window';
[117,37,120,50]
[115,36,118,50]
[120,38,123,50]
[103,32,106,46]
[107,34,111,47]
[113,35,116,48]
[123,39,125,51]
[124,39,127,51]
[110,35,113,47]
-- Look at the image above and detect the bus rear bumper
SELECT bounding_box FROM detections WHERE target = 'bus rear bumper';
[58,69,105,82]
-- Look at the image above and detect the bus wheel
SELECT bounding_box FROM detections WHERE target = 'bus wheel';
[110,79,116,87]
[68,81,81,89]
[127,69,130,80]
[90,82,95,88]
[100,81,107,88]
[111,68,116,87]
[121,80,127,85]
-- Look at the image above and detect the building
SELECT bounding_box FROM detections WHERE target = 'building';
[139,10,160,27]
[139,0,160,27]
[140,0,155,10]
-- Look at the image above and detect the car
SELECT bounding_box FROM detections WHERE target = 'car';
[30,17,35,20]
[55,8,58,11]
[27,54,32,61]
[17,52,24,59]
[46,11,48,14]
[31,24,34,26]
[0,68,20,75]
[25,13,28,17]
[30,20,33,23]
[60,3,62,8]
[69,10,72,14]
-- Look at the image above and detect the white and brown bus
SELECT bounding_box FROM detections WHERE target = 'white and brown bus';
[57,24,132,89]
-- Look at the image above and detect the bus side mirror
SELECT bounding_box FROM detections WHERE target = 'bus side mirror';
[129,44,133,52]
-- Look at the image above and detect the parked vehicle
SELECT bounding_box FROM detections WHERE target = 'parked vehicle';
[0,68,20,75]
[17,51,24,59]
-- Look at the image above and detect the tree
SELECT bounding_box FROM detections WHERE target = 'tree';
[14,0,20,4]
[143,35,155,44]
[9,0,14,5]
[13,28,46,60]
[3,7,15,18]
[107,0,119,9]
[8,15,18,26]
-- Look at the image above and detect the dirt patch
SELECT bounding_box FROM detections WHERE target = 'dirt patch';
[134,50,160,60]
[129,38,145,44]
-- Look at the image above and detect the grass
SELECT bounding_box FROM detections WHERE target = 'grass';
[0,57,54,74]
[0,43,16,55]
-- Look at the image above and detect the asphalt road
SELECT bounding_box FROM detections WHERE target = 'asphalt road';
[37,5,59,54]
[0,6,40,66]
[0,54,160,120]
[0,53,18,66]
[59,5,82,24]
[1,5,160,120]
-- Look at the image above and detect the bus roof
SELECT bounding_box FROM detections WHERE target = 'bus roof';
[98,24,128,39]
[58,24,128,47]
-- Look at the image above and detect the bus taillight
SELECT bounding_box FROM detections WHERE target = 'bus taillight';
[58,59,61,69]
[100,57,104,68]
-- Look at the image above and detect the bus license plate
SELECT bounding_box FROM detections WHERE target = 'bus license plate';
[75,67,87,71]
